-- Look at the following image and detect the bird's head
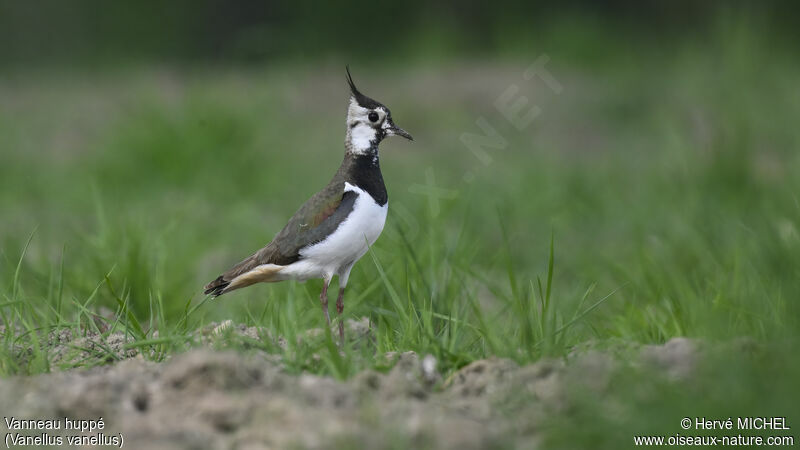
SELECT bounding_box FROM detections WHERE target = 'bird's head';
[345,66,412,155]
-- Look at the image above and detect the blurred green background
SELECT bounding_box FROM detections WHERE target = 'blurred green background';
[2,1,800,67]
[1,1,799,445]
[3,0,800,349]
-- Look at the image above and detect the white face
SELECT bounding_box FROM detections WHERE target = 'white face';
[346,98,388,154]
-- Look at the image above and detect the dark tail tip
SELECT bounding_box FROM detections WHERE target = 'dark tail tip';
[204,276,230,297]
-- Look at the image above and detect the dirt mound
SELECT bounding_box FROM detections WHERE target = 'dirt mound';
[0,328,704,449]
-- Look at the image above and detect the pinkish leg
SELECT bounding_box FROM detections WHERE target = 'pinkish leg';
[336,287,345,344]
[319,280,331,326]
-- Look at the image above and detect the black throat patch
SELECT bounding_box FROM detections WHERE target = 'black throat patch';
[339,152,387,206]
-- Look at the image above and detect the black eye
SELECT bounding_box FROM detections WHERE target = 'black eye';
[368,112,379,123]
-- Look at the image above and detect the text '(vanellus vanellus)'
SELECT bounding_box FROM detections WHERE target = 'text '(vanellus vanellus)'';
[204,67,413,343]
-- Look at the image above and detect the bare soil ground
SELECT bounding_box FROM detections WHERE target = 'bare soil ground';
[0,320,706,449]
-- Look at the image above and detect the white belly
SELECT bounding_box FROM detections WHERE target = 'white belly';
[282,182,387,281]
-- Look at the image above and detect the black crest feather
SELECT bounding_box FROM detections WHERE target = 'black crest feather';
[346,65,359,96]
[345,66,381,109]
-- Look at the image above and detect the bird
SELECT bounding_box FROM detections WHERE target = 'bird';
[204,67,413,343]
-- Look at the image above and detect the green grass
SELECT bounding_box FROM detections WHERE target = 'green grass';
[1,19,800,445]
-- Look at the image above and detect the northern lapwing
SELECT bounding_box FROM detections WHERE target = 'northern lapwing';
[204,67,412,343]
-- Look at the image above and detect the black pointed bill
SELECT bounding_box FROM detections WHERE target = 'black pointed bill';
[385,119,413,141]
